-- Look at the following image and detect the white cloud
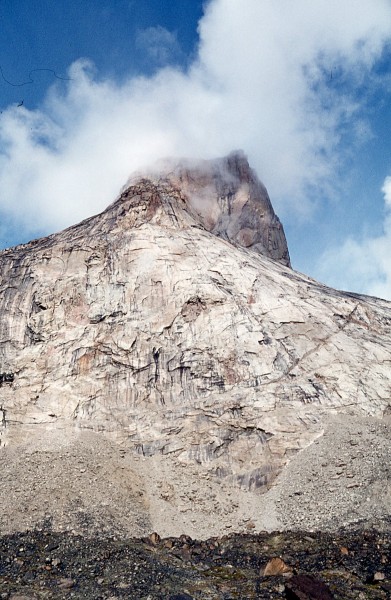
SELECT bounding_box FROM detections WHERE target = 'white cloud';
[136,26,183,66]
[317,178,391,300]
[383,175,391,207]
[0,0,391,245]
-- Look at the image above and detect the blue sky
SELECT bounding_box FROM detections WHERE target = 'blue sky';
[1,0,391,299]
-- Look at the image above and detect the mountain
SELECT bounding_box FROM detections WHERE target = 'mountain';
[1,151,390,538]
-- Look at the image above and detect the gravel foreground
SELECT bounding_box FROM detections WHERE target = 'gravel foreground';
[1,525,391,599]
[1,413,391,598]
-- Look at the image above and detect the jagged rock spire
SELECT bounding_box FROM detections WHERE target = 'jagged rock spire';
[127,150,291,266]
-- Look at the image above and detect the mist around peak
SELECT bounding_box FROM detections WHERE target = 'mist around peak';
[121,151,291,266]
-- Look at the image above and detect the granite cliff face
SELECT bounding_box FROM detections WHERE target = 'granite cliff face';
[140,150,291,267]
[0,152,390,504]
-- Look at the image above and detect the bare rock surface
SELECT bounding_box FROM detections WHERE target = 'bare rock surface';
[0,152,390,538]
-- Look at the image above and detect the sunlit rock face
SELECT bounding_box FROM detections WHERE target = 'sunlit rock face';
[0,152,390,491]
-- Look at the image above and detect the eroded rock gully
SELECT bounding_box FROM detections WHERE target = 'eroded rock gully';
[0,152,390,541]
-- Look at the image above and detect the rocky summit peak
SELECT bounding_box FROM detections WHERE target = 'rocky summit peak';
[121,151,291,266]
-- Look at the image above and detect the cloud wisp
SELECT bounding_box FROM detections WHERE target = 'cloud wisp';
[0,0,391,279]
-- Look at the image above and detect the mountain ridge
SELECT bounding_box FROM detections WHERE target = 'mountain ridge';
[0,152,390,538]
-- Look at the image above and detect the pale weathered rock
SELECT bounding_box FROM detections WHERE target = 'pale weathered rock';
[0,152,390,526]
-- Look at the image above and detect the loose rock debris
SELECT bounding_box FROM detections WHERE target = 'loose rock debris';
[0,525,390,599]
